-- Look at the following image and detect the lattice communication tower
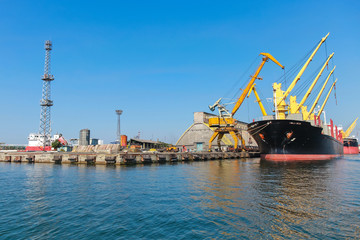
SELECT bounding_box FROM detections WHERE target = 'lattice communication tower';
[39,40,54,146]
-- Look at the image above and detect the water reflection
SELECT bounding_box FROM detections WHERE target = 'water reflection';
[22,164,58,236]
[1,157,359,239]
[186,158,357,238]
[256,159,337,238]
[187,160,262,238]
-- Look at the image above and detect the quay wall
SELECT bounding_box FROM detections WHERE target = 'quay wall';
[0,151,259,165]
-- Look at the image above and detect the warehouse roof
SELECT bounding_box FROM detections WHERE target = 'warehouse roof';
[129,138,160,144]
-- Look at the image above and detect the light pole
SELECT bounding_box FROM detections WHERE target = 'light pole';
[115,110,123,144]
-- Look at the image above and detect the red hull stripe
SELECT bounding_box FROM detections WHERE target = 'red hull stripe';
[261,154,342,161]
[25,146,52,151]
[343,146,359,155]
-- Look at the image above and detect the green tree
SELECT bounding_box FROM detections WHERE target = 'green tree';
[52,139,62,150]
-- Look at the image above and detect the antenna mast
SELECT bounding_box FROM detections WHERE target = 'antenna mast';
[39,40,54,148]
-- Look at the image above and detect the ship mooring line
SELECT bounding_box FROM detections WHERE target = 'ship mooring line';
[248,122,271,135]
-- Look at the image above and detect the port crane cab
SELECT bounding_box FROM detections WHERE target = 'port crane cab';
[208,53,284,151]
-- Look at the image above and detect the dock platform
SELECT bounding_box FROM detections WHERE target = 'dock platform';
[0,151,259,165]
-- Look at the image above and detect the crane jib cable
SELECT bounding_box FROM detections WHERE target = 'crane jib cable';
[229,56,261,102]
[276,42,318,85]
[223,55,261,101]
[292,61,325,97]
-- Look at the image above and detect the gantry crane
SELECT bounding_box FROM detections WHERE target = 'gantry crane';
[208,53,284,151]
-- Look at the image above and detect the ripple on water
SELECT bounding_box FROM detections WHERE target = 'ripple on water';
[0,157,360,239]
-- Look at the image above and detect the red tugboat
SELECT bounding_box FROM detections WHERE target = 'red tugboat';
[247,33,344,161]
[342,118,359,155]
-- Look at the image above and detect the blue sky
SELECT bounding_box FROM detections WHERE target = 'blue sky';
[1,0,359,144]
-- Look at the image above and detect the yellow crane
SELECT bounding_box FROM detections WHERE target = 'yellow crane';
[304,66,336,120]
[274,33,329,119]
[247,83,267,116]
[208,53,284,151]
[317,79,337,117]
[341,118,358,138]
[289,53,334,114]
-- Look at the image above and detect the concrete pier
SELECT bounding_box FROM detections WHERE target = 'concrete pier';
[0,151,260,165]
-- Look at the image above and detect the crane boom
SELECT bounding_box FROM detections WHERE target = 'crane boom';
[305,66,336,120]
[208,52,283,151]
[277,32,329,106]
[317,79,337,117]
[295,52,334,113]
[247,84,267,116]
[231,53,284,116]
[344,117,358,138]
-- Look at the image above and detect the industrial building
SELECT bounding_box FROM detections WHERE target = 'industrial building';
[129,138,163,149]
[69,129,103,146]
[176,112,256,152]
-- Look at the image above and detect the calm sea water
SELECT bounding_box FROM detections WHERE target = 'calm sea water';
[1,156,360,239]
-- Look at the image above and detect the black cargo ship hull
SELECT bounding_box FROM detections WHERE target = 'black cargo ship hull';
[247,119,344,161]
